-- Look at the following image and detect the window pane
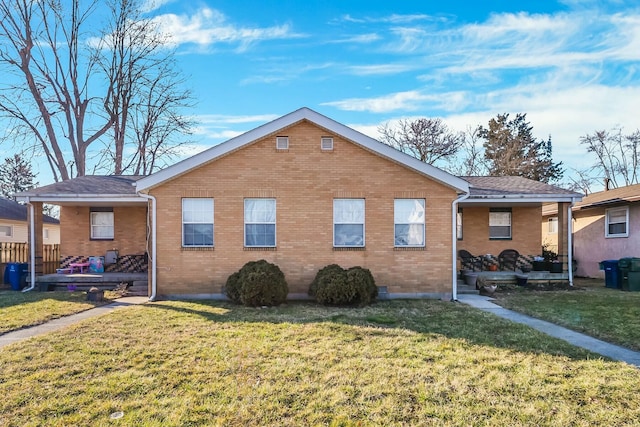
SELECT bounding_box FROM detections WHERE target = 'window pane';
[334,199,364,223]
[608,209,627,223]
[0,225,12,237]
[394,199,425,223]
[334,224,364,246]
[183,199,213,223]
[183,224,214,246]
[609,223,626,235]
[489,212,511,226]
[245,199,276,223]
[548,217,558,233]
[457,211,463,240]
[245,224,276,246]
[395,224,425,246]
[490,225,511,238]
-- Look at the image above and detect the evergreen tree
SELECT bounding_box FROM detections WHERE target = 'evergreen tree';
[478,113,563,183]
[0,153,38,200]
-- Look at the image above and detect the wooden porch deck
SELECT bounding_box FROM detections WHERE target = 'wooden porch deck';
[35,272,148,294]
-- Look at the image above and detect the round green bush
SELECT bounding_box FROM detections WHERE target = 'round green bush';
[225,260,288,307]
[309,264,377,306]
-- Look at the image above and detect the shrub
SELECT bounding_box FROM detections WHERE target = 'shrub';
[225,260,288,307]
[310,264,377,306]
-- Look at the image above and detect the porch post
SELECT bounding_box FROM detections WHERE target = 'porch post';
[28,201,44,277]
[557,202,569,272]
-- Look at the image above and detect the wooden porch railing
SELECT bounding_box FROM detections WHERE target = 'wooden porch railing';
[0,243,60,275]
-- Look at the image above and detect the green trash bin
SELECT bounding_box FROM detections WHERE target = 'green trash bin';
[618,258,640,291]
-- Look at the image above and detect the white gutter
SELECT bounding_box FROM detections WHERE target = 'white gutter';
[138,193,157,301]
[451,192,470,301]
[568,198,576,287]
[22,198,36,292]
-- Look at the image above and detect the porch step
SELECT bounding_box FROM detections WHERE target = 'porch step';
[124,280,148,296]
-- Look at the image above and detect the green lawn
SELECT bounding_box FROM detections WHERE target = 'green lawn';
[492,278,640,351]
[1,299,639,426]
[0,290,112,334]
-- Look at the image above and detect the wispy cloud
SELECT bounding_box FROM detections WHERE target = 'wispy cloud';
[140,0,175,14]
[347,64,414,76]
[151,7,304,51]
[341,13,445,24]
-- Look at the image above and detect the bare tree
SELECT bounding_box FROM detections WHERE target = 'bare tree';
[0,0,193,180]
[580,128,640,188]
[378,118,464,167]
[448,125,488,176]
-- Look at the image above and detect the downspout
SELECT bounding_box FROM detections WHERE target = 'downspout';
[22,197,36,292]
[567,198,575,287]
[452,192,470,301]
[138,193,157,301]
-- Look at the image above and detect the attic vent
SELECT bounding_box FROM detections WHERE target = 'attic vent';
[321,137,334,151]
[276,136,289,150]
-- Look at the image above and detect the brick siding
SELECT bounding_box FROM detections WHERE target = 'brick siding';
[149,120,458,296]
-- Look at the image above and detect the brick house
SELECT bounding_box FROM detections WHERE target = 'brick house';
[17,108,581,299]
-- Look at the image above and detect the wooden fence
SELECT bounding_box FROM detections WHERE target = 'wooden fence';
[0,243,60,275]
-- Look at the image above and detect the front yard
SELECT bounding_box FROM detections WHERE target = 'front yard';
[0,290,112,334]
[492,278,640,351]
[1,299,639,426]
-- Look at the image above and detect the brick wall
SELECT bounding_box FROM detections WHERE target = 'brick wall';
[149,120,458,296]
[60,205,148,259]
[458,205,542,260]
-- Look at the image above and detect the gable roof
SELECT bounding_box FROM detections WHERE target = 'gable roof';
[15,175,147,205]
[135,107,470,193]
[574,183,640,210]
[0,197,59,224]
[461,176,582,203]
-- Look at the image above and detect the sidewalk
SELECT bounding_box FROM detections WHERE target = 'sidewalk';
[457,294,640,367]
[0,296,148,349]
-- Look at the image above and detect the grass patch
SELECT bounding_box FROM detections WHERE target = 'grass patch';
[0,290,112,334]
[1,299,639,426]
[493,278,640,351]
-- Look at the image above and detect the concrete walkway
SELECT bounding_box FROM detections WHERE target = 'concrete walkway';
[0,296,148,349]
[457,294,640,367]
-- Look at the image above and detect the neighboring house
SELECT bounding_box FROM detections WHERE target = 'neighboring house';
[571,183,640,278]
[0,197,60,244]
[541,202,559,254]
[16,108,581,299]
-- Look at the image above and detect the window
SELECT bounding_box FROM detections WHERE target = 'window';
[43,228,50,240]
[394,199,425,247]
[605,206,628,238]
[321,137,334,150]
[245,199,276,247]
[489,208,511,239]
[90,208,114,239]
[276,136,289,150]
[334,199,365,247]
[548,217,558,234]
[182,198,214,247]
[457,208,463,240]
[0,225,12,237]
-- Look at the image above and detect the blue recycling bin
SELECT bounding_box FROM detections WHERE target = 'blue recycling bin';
[599,259,621,289]
[4,262,29,291]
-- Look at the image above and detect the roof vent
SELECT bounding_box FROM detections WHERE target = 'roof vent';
[276,136,289,150]
[321,137,333,151]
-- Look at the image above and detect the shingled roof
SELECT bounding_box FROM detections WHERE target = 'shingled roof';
[461,176,581,201]
[18,175,145,197]
[0,197,59,224]
[574,183,640,209]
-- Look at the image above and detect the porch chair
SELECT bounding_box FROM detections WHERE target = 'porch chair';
[458,249,483,272]
[498,249,520,271]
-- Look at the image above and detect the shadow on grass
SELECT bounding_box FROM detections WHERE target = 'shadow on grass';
[143,298,601,362]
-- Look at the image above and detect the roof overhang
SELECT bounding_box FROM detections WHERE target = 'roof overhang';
[16,195,148,207]
[461,195,581,206]
[136,107,470,194]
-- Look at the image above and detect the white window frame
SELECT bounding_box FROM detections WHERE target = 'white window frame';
[0,225,12,237]
[43,228,50,240]
[244,198,276,247]
[333,199,365,247]
[182,198,214,247]
[321,137,334,151]
[605,206,629,238]
[489,209,511,240]
[394,199,425,247]
[90,211,114,240]
[276,136,289,150]
[548,217,558,234]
